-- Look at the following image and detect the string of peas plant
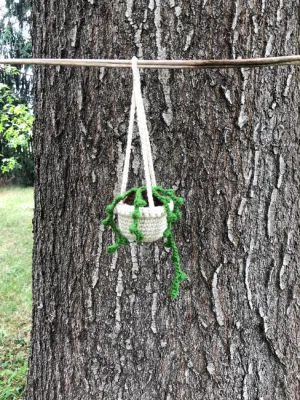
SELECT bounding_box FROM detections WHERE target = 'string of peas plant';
[102,186,187,298]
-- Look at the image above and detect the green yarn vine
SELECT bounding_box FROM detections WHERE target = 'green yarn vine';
[102,186,187,299]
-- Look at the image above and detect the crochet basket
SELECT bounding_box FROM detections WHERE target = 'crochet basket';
[116,201,174,242]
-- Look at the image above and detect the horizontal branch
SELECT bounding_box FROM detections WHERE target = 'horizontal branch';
[0,55,300,69]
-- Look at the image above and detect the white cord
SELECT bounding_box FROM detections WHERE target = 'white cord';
[120,56,156,209]
[120,90,135,195]
[131,59,157,188]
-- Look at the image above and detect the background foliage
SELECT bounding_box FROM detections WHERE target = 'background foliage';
[0,0,32,101]
[0,0,33,185]
[0,72,33,185]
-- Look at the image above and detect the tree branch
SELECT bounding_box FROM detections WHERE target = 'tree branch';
[0,55,300,69]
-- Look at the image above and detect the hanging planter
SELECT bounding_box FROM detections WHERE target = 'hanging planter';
[117,187,173,243]
[102,57,187,299]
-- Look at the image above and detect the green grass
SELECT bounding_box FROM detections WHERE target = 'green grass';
[0,186,33,399]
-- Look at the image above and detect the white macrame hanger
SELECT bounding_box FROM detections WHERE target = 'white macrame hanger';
[120,56,156,209]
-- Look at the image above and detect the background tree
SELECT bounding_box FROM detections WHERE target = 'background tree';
[0,0,32,100]
[0,0,33,184]
[25,1,300,399]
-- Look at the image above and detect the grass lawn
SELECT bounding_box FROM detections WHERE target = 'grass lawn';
[0,186,33,399]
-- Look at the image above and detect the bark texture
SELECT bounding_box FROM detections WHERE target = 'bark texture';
[26,1,300,399]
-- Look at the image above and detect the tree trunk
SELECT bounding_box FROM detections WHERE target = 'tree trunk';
[25,1,300,399]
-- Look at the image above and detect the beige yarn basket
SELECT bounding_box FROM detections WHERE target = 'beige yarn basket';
[116,201,174,242]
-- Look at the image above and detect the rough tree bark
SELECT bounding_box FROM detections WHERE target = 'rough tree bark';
[25,1,300,399]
